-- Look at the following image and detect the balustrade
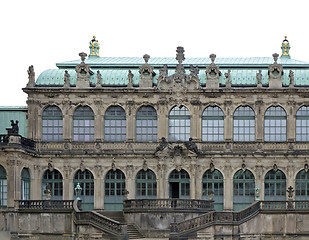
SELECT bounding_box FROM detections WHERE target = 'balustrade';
[261,200,309,211]
[17,200,74,210]
[124,199,214,211]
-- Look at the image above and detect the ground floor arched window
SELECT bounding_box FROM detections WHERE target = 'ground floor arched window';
[264,169,286,201]
[21,168,30,200]
[233,169,255,211]
[0,165,7,206]
[104,169,125,210]
[136,169,157,199]
[74,169,94,210]
[42,169,63,200]
[295,170,309,200]
[168,169,190,199]
[202,169,224,211]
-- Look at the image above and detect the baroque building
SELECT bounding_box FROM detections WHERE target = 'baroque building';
[1,37,309,240]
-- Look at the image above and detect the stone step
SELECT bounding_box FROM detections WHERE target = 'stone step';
[127,224,145,239]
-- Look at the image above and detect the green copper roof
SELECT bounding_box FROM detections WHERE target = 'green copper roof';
[56,57,309,68]
[0,107,28,137]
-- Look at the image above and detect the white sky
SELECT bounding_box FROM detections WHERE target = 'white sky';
[1,0,308,106]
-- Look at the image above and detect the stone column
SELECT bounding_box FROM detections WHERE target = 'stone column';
[94,114,102,141]
[224,101,233,141]
[32,166,42,200]
[287,104,296,142]
[190,104,201,141]
[157,101,168,140]
[224,167,233,210]
[63,114,72,141]
[125,102,136,142]
[94,177,103,209]
[63,178,70,200]
[255,100,264,141]
[6,158,17,208]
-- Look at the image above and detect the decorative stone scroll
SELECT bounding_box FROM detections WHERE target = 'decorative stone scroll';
[76,52,90,88]
[139,54,154,88]
[206,54,220,89]
[268,53,283,88]
[157,47,200,92]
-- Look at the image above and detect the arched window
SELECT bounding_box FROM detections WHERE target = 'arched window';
[104,169,125,210]
[233,106,255,142]
[264,169,286,201]
[42,169,63,200]
[42,106,63,141]
[296,106,309,142]
[202,169,224,211]
[169,106,190,142]
[202,106,224,142]
[136,169,157,199]
[169,169,190,199]
[73,106,94,141]
[264,106,286,142]
[21,168,30,200]
[295,170,309,200]
[136,106,157,142]
[233,169,255,211]
[104,106,126,142]
[0,165,7,206]
[74,170,94,210]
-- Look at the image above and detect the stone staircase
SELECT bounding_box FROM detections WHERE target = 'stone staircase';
[96,211,145,239]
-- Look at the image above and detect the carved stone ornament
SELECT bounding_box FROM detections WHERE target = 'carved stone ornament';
[48,161,54,172]
[206,54,221,89]
[184,138,199,154]
[80,160,85,172]
[139,54,154,88]
[112,160,116,171]
[127,70,134,88]
[96,70,102,88]
[273,163,278,172]
[289,70,294,88]
[224,70,231,88]
[143,160,148,171]
[64,70,70,88]
[210,161,215,172]
[75,52,90,88]
[256,70,262,88]
[241,162,246,172]
[157,47,200,93]
[268,53,283,88]
[27,65,35,88]
[304,163,308,172]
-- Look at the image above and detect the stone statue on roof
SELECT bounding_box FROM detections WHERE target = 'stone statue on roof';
[289,70,294,87]
[64,70,70,88]
[27,65,35,88]
[96,70,102,88]
[256,70,262,88]
[127,70,134,88]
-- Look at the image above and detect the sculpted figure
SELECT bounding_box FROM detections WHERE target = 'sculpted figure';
[127,70,134,88]
[289,70,294,87]
[184,137,199,154]
[155,137,169,153]
[64,70,70,88]
[96,70,102,87]
[224,70,231,88]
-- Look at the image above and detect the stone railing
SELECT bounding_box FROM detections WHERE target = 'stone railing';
[261,200,309,211]
[0,134,35,151]
[20,136,35,150]
[74,211,127,239]
[124,199,214,212]
[17,200,74,211]
[170,201,260,238]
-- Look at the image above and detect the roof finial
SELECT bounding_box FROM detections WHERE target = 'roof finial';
[79,52,87,62]
[176,46,185,64]
[89,36,100,57]
[280,36,290,59]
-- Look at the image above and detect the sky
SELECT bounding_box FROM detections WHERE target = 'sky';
[1,0,308,106]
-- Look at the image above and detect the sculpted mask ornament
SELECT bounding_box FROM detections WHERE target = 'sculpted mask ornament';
[139,54,154,88]
[143,160,148,171]
[48,161,54,172]
[268,53,283,88]
[206,54,220,89]
[75,52,90,88]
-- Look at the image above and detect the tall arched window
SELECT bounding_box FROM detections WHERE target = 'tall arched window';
[295,170,309,200]
[0,165,7,206]
[264,169,286,201]
[104,106,126,142]
[136,106,157,142]
[233,169,255,211]
[233,106,255,142]
[104,169,125,210]
[202,169,224,211]
[264,106,287,142]
[21,168,30,200]
[42,169,63,200]
[169,169,190,199]
[42,106,63,141]
[296,106,309,142]
[74,170,94,210]
[169,106,190,142]
[202,106,224,142]
[73,106,94,141]
[136,169,157,199]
